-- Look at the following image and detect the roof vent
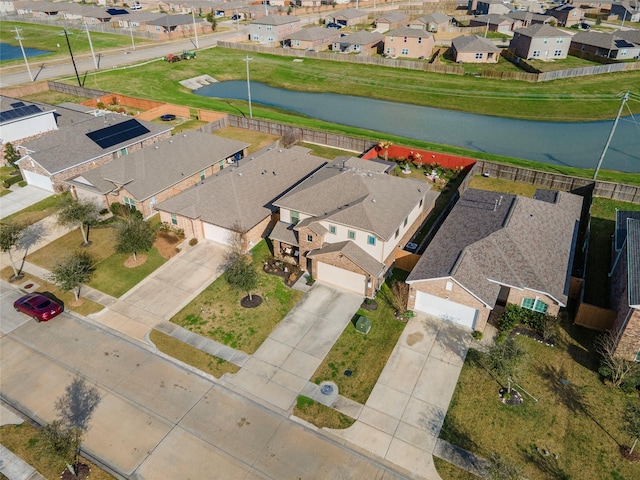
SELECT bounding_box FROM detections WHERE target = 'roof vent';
[273,171,276,176]
[169,140,173,143]
[183,133,187,137]
[372,199,376,203]
[155,146,159,149]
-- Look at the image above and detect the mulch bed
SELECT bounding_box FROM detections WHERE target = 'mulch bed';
[124,254,147,268]
[499,387,524,406]
[60,463,90,480]
[263,264,299,287]
[620,446,640,462]
[241,295,262,308]
[360,300,378,311]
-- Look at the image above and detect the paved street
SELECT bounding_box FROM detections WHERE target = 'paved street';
[0,285,408,479]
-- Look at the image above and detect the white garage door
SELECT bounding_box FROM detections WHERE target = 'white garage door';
[414,291,477,329]
[22,170,53,192]
[316,262,366,296]
[203,222,231,246]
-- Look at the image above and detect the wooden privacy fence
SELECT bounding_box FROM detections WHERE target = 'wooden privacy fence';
[395,250,421,272]
[574,302,617,331]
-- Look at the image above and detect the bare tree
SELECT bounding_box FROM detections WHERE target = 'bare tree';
[389,280,409,314]
[595,330,640,388]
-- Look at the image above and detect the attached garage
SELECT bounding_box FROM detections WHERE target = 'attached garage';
[22,170,54,192]
[316,262,366,296]
[414,291,478,329]
[203,222,232,246]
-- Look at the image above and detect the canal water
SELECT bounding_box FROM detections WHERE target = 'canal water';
[195,81,639,174]
[0,42,51,61]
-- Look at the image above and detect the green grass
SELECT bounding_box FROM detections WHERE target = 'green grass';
[439,322,639,480]
[468,175,539,197]
[293,396,356,429]
[1,192,68,226]
[149,329,239,378]
[433,457,478,480]
[212,126,280,154]
[311,275,408,404]
[298,142,359,159]
[169,240,303,354]
[21,90,89,105]
[0,423,115,480]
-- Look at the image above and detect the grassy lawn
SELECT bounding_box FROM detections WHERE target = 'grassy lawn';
[293,396,356,429]
[298,142,360,159]
[1,423,115,480]
[311,274,408,404]
[149,329,239,378]
[526,55,603,72]
[213,126,280,154]
[21,90,89,105]
[439,321,639,480]
[468,175,539,197]
[169,240,303,354]
[434,457,478,480]
[1,267,103,316]
[1,193,67,226]
[26,226,167,298]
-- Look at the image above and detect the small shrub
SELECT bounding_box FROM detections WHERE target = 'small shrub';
[472,330,483,340]
[189,238,198,246]
[97,102,105,109]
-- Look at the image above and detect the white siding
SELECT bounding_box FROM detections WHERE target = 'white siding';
[316,262,366,296]
[414,291,478,329]
[203,222,232,245]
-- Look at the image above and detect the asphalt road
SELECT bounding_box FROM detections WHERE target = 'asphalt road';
[0,284,408,479]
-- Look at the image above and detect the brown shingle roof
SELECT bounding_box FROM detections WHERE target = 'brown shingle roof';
[308,240,385,277]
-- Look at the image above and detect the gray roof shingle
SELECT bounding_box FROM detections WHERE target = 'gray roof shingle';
[307,240,385,277]
[407,188,583,308]
[452,34,500,53]
[155,146,326,232]
[335,31,384,46]
[68,132,249,200]
[250,14,299,25]
[514,23,571,38]
[287,26,339,41]
[385,26,434,38]
[615,210,640,251]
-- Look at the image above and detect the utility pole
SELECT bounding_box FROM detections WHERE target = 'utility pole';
[244,55,253,119]
[264,0,268,16]
[64,29,82,87]
[83,23,98,69]
[130,25,136,51]
[593,92,629,180]
[14,27,33,82]
[191,9,199,49]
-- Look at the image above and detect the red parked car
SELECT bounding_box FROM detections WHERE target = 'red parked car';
[13,293,64,322]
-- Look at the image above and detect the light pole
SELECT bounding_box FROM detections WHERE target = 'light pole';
[14,27,33,82]
[244,55,253,119]
[192,9,199,48]
[83,23,98,70]
[593,91,629,180]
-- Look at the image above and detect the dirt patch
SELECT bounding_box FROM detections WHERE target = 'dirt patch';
[124,254,148,268]
[70,298,85,307]
[406,331,424,346]
[155,232,184,259]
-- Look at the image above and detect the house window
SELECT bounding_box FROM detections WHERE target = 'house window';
[543,38,548,44]
[348,230,355,240]
[354,44,360,51]
[521,297,548,313]
[403,37,408,43]
[418,37,422,44]
[620,49,628,56]
[120,147,127,156]
[268,35,274,42]
[446,281,453,291]
[218,160,224,170]
[329,225,336,234]
[367,235,376,246]
[307,234,313,242]
[123,197,136,210]
[200,170,205,181]
[532,50,540,57]
[170,213,177,226]
[294,40,300,46]
[556,37,564,44]
[636,350,640,362]
[386,47,391,54]
[401,48,408,55]
[404,217,408,227]
[291,211,299,225]
[554,50,562,56]
[475,52,483,59]
[389,36,394,41]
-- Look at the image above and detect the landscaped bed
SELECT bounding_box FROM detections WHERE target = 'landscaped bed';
[169,241,303,354]
[439,320,639,480]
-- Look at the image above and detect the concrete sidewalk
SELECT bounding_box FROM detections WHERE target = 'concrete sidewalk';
[0,185,53,220]
[0,404,47,480]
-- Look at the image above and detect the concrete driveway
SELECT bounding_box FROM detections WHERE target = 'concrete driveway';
[329,314,471,480]
[0,185,52,220]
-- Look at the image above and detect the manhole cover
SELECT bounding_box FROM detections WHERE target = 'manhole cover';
[24,283,34,289]
[344,370,352,377]
[320,384,334,395]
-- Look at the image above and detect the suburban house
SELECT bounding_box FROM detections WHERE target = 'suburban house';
[609,211,640,362]
[469,14,518,34]
[324,8,369,27]
[506,11,554,27]
[154,146,326,248]
[568,0,613,12]
[285,26,341,51]
[0,96,58,145]
[450,34,501,63]
[509,24,572,60]
[65,132,249,219]
[16,114,171,192]
[375,12,410,32]
[409,13,453,32]
[116,11,164,29]
[611,1,640,23]
[570,31,640,59]
[144,14,207,38]
[270,157,439,297]
[406,188,583,331]
[383,27,435,58]
[14,1,61,18]
[474,0,512,15]
[332,31,384,55]
[249,15,301,45]
[547,5,584,27]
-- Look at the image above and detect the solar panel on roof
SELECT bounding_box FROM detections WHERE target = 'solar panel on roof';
[106,8,129,15]
[10,102,25,108]
[0,104,43,123]
[86,118,151,149]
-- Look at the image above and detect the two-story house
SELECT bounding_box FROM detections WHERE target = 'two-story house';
[249,15,301,45]
[510,23,572,60]
[547,5,584,27]
[384,27,435,58]
[270,158,439,297]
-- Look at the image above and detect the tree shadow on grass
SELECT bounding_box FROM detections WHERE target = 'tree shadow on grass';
[519,443,571,480]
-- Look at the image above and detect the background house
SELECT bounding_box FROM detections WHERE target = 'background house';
[611,1,640,23]
[406,189,583,331]
[510,24,572,60]
[144,14,207,38]
[384,27,435,58]
[506,11,554,27]
[469,14,518,34]
[375,12,410,32]
[333,31,384,55]
[410,13,453,32]
[270,158,439,297]
[325,8,369,27]
[571,31,640,59]
[547,5,584,27]
[286,26,341,51]
[0,96,58,145]
[249,15,301,45]
[450,34,500,63]
[154,146,326,248]
[475,0,512,15]
[66,132,249,219]
[609,212,640,362]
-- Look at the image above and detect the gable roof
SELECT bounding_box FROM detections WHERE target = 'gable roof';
[507,11,553,22]
[418,13,452,24]
[452,34,500,53]
[627,218,640,308]
[67,132,248,201]
[20,114,171,175]
[333,8,368,20]
[385,26,434,38]
[514,23,571,38]
[376,11,410,23]
[250,14,299,25]
[308,240,385,277]
[334,31,383,46]
[287,26,339,41]
[275,158,438,241]
[615,210,640,251]
[472,14,514,26]
[147,14,204,27]
[571,31,638,50]
[407,188,583,308]
[155,146,326,232]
